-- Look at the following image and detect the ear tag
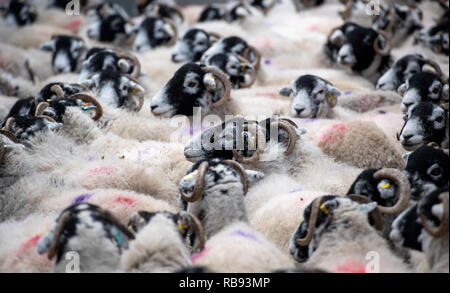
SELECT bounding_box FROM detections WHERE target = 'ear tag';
[422,64,436,73]
[46,99,52,102]
[380,183,391,189]
[241,64,247,72]
[320,203,329,215]
[328,93,337,108]
[3,145,7,149]
[115,229,122,246]
[131,88,141,94]
[183,172,197,181]
[209,75,215,82]
[1,127,5,131]
[177,220,188,231]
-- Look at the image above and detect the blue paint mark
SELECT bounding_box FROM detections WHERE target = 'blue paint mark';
[344,91,352,95]
[378,110,386,114]
[230,230,261,243]
[72,193,93,204]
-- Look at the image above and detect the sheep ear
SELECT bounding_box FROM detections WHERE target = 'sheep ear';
[118,59,132,73]
[322,199,339,214]
[360,202,378,214]
[235,6,249,17]
[279,86,292,97]
[124,22,134,35]
[246,170,265,183]
[329,29,344,45]
[422,64,437,74]
[203,73,217,91]
[442,84,449,100]
[36,232,53,254]
[40,41,55,52]
[327,85,341,98]
[397,83,407,95]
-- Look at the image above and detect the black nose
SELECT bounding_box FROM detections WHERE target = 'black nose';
[377,82,385,88]
[151,105,158,112]
[403,134,413,141]
[171,54,177,62]
[295,108,305,115]
[340,54,347,60]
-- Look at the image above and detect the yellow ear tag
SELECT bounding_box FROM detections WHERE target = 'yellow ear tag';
[380,183,391,189]
[177,220,188,231]
[46,99,52,102]
[1,127,5,131]
[328,93,337,108]
[183,172,197,181]
[3,145,7,149]
[241,64,247,72]
[209,75,215,82]
[131,88,140,94]
[320,203,329,215]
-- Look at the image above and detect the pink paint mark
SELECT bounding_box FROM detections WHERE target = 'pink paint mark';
[16,234,42,256]
[335,260,366,273]
[63,18,82,32]
[191,246,211,263]
[256,92,281,99]
[114,196,134,206]
[89,166,113,175]
[309,24,321,32]
[254,38,271,51]
[318,123,348,145]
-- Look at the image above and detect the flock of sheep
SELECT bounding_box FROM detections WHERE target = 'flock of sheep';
[0,0,448,273]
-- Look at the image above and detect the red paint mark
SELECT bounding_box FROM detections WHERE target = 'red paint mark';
[63,18,82,31]
[335,260,366,273]
[309,24,321,31]
[89,166,113,175]
[16,234,42,256]
[256,92,281,99]
[318,123,348,145]
[254,38,272,50]
[114,196,134,206]
[191,246,211,263]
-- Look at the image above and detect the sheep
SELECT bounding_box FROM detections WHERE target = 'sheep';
[130,15,178,52]
[171,28,222,63]
[0,0,37,27]
[397,102,448,151]
[415,10,449,55]
[121,211,204,273]
[288,193,414,272]
[86,12,134,46]
[0,70,37,99]
[144,2,185,26]
[390,187,449,272]
[403,145,449,201]
[376,53,445,91]
[397,72,449,113]
[324,22,393,83]
[36,203,135,273]
[178,158,296,273]
[197,5,227,23]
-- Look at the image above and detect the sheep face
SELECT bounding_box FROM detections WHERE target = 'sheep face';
[128,211,181,234]
[172,29,214,63]
[87,14,133,44]
[37,203,133,272]
[0,0,37,27]
[403,146,449,200]
[202,36,255,65]
[398,72,448,113]
[289,196,378,263]
[279,75,341,118]
[150,63,229,117]
[204,53,254,89]
[198,5,226,22]
[81,70,144,109]
[79,49,134,81]
[399,102,448,150]
[372,4,423,40]
[376,54,433,90]
[226,3,252,22]
[35,82,86,104]
[132,16,177,52]
[145,3,184,25]
[40,36,85,74]
[6,115,62,142]
[325,23,391,76]
[347,169,397,206]
[390,187,448,252]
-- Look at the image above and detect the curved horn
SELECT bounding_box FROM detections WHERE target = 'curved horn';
[223,160,249,195]
[100,209,135,241]
[47,211,71,260]
[0,117,18,143]
[236,56,256,88]
[35,102,49,117]
[50,84,65,99]
[163,18,178,47]
[67,93,103,120]
[171,6,185,23]
[419,192,449,238]
[232,124,266,164]
[373,168,411,214]
[180,161,209,203]
[127,76,145,112]
[187,213,206,252]
[71,83,91,92]
[347,194,384,231]
[273,120,299,156]
[279,118,299,128]
[373,29,392,56]
[296,197,324,246]
[243,46,261,70]
[0,143,6,164]
[201,66,232,107]
[206,31,222,42]
[340,0,354,21]
[424,59,443,80]
[0,76,15,97]
[115,51,141,79]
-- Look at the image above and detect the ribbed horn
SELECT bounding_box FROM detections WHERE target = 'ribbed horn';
[67,93,103,120]
[47,211,71,260]
[163,17,178,47]
[187,212,206,252]
[232,124,266,164]
[373,168,411,214]
[243,45,261,70]
[180,161,209,203]
[201,66,232,107]
[223,160,249,195]
[50,84,65,98]
[273,120,299,156]
[127,76,145,112]
[35,102,49,117]
[99,209,135,241]
[296,197,324,246]
[419,192,449,238]
[116,51,141,79]
[373,29,392,56]
[236,56,256,88]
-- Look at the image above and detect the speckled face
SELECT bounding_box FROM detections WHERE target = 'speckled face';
[133,16,175,51]
[172,29,210,62]
[8,115,62,142]
[376,54,425,90]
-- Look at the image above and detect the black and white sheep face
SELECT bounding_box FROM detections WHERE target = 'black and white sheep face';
[197,5,226,22]
[399,72,449,113]
[79,49,134,81]
[202,36,250,63]
[399,102,448,151]
[172,29,213,63]
[35,82,85,104]
[6,115,62,142]
[204,53,254,89]
[403,146,449,200]
[376,54,433,90]
[226,2,252,22]
[1,0,37,27]
[347,169,397,207]
[132,16,176,52]
[372,4,423,40]
[289,196,378,263]
[150,63,226,117]
[128,211,180,234]
[87,14,133,44]
[81,70,144,108]
[279,75,341,118]
[37,203,131,266]
[145,3,184,25]
[326,23,390,76]
[40,36,85,74]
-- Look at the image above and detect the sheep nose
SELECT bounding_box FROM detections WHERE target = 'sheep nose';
[151,105,158,112]
[295,108,305,115]
[340,54,347,60]
[171,54,178,62]
[403,134,413,141]
[377,82,385,89]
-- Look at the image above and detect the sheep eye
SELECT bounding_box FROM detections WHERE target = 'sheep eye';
[432,87,440,94]
[197,41,205,46]
[188,82,197,88]
[430,167,442,176]
[435,116,444,123]
[317,90,324,94]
